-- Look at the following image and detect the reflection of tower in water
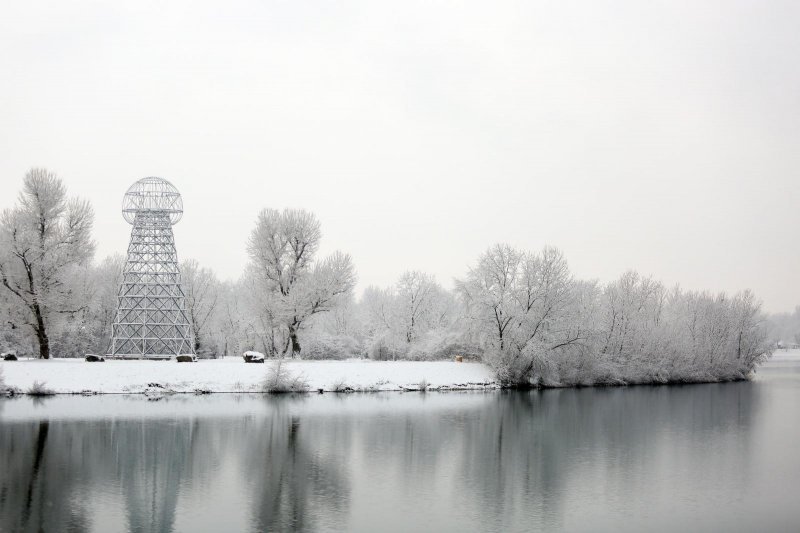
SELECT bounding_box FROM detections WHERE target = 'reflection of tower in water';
[115,420,194,533]
[108,177,194,358]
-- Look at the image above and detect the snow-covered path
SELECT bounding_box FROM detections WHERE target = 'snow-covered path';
[0,357,496,394]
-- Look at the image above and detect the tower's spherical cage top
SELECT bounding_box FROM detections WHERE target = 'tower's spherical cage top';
[122,177,184,224]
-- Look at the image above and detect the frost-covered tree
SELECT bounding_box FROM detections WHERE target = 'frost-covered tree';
[456,244,520,352]
[396,271,446,343]
[0,169,95,358]
[600,271,666,360]
[360,286,394,336]
[299,293,364,360]
[0,280,34,354]
[53,253,125,356]
[90,254,126,351]
[200,279,253,358]
[356,272,463,361]
[358,285,402,359]
[181,258,220,355]
[457,244,587,384]
[247,208,356,357]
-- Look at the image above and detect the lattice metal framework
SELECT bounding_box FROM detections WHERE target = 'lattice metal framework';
[108,177,194,359]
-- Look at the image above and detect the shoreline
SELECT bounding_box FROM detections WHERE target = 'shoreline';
[2,352,794,396]
[0,358,498,396]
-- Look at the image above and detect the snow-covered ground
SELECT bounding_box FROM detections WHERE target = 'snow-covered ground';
[0,357,496,394]
[2,350,794,396]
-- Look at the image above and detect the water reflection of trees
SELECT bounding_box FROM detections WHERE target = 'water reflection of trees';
[0,383,761,532]
[242,397,350,531]
[0,419,90,532]
[455,382,761,530]
[340,384,761,531]
[0,396,350,533]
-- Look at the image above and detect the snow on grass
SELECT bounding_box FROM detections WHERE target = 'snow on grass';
[4,350,783,396]
[0,357,496,395]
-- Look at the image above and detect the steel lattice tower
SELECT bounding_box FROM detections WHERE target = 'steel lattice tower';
[108,177,194,359]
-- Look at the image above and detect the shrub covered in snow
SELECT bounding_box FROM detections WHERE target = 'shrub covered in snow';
[262,360,309,393]
[405,331,481,361]
[27,380,55,396]
[300,334,360,360]
[0,368,20,396]
[331,378,351,392]
[367,334,408,361]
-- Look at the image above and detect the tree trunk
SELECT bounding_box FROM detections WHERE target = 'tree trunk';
[286,317,302,358]
[289,329,301,358]
[32,302,50,359]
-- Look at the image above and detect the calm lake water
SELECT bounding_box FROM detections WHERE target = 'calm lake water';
[1,354,799,533]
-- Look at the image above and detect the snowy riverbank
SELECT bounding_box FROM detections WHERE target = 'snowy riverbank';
[2,351,795,396]
[0,357,496,394]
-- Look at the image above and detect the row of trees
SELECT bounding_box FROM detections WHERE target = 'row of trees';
[764,307,800,347]
[457,245,768,385]
[0,169,772,385]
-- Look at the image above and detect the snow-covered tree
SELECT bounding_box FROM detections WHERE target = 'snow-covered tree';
[54,253,126,356]
[358,285,402,359]
[181,258,220,356]
[0,278,35,354]
[600,271,666,360]
[247,208,356,357]
[395,271,448,343]
[360,286,394,336]
[457,244,587,384]
[299,293,364,359]
[355,272,463,361]
[90,254,126,351]
[0,169,95,358]
[456,244,523,352]
[199,279,249,358]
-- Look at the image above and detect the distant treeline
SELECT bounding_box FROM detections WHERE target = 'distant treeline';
[764,308,800,347]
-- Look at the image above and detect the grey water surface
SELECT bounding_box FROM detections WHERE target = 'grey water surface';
[1,355,799,533]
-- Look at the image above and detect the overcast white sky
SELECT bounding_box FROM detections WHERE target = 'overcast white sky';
[1,0,798,312]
